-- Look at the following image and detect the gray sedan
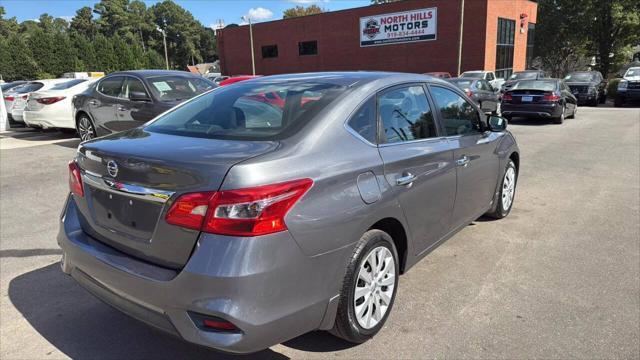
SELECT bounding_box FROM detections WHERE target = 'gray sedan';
[58,72,519,353]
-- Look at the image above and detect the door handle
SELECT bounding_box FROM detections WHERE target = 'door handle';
[117,106,128,112]
[89,100,98,106]
[396,173,416,186]
[456,155,470,167]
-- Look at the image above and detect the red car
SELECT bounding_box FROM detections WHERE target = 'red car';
[218,75,262,86]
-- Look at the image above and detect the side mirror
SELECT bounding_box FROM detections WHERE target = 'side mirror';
[129,91,151,102]
[488,115,507,131]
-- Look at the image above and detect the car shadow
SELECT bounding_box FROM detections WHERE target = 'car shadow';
[507,117,555,126]
[8,264,288,359]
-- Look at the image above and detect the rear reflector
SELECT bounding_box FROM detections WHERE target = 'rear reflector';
[36,96,66,105]
[165,178,313,237]
[68,161,84,197]
[203,319,237,331]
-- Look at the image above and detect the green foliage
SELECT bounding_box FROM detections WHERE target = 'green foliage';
[282,5,325,19]
[0,1,217,81]
[607,78,620,98]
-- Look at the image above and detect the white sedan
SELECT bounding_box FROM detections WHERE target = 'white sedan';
[23,79,95,131]
[7,79,71,123]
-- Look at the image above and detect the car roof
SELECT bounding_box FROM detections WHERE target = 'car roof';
[107,70,201,78]
[242,71,451,88]
[514,70,542,73]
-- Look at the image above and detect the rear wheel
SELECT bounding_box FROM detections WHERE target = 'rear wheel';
[553,105,565,124]
[76,114,96,141]
[568,104,577,119]
[485,159,517,219]
[331,230,399,343]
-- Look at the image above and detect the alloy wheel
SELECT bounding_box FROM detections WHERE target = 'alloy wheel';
[353,246,396,330]
[78,116,95,141]
[502,166,516,211]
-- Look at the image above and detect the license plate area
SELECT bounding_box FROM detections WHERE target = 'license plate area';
[521,96,533,102]
[88,187,162,241]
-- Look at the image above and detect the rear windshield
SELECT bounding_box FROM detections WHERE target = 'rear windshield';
[564,73,595,82]
[146,75,215,102]
[512,80,557,91]
[50,79,87,90]
[460,72,483,79]
[146,81,348,140]
[11,82,44,93]
[449,80,474,89]
[509,72,539,80]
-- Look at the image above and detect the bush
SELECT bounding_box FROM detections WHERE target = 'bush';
[608,78,621,99]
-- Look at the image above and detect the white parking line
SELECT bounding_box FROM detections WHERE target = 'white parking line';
[0,130,77,150]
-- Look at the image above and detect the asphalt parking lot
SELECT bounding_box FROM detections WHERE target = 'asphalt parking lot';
[1,105,639,359]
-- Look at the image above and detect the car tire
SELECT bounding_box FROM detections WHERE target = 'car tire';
[614,97,624,107]
[599,93,607,104]
[591,95,599,107]
[485,159,517,219]
[568,104,577,119]
[553,105,565,124]
[76,113,97,141]
[331,229,399,344]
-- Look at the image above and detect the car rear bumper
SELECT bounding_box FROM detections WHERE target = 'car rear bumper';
[57,195,343,354]
[501,102,563,118]
[23,111,75,129]
[10,109,24,122]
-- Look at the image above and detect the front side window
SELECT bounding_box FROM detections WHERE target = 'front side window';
[496,18,516,79]
[347,97,376,144]
[146,81,347,140]
[97,77,124,97]
[378,86,437,144]
[121,77,149,99]
[430,86,481,136]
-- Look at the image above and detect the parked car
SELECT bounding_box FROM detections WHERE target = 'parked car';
[218,75,261,86]
[501,79,577,124]
[459,70,505,90]
[5,79,69,123]
[23,79,94,132]
[424,72,452,79]
[501,70,547,93]
[1,80,27,92]
[59,72,519,354]
[447,78,500,114]
[615,67,640,107]
[564,71,607,106]
[72,70,216,141]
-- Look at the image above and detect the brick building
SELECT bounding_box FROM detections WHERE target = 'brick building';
[217,0,538,79]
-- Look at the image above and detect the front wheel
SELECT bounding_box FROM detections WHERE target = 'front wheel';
[485,160,517,219]
[76,114,97,141]
[331,230,399,343]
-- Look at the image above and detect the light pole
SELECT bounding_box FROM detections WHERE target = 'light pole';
[156,27,169,70]
[241,15,256,76]
[457,0,465,76]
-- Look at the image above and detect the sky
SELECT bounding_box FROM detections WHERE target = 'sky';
[1,0,371,29]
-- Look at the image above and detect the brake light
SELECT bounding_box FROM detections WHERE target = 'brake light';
[68,161,84,197]
[4,96,14,101]
[502,93,513,102]
[36,96,66,105]
[543,92,561,102]
[165,178,313,236]
[21,95,28,100]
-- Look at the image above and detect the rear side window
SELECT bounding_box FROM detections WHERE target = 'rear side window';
[14,83,44,93]
[430,86,481,136]
[146,81,347,140]
[147,76,215,102]
[378,85,437,144]
[51,79,87,90]
[347,97,376,144]
[98,77,124,97]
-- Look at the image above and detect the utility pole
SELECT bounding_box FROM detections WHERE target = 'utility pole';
[157,27,169,70]
[241,16,256,75]
[457,0,465,76]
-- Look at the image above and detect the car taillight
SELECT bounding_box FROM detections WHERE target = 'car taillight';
[68,161,84,197]
[465,89,473,97]
[3,96,14,101]
[543,92,561,102]
[502,93,513,102]
[36,96,66,105]
[165,178,313,237]
[21,95,28,100]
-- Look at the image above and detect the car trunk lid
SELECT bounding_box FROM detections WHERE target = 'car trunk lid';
[74,128,278,268]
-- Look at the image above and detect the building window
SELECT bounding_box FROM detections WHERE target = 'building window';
[262,45,278,59]
[495,18,515,79]
[526,23,535,69]
[298,41,318,56]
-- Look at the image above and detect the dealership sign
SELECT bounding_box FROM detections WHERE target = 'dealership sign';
[360,7,437,47]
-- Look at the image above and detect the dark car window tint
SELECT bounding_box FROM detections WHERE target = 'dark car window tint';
[347,97,376,144]
[121,77,148,99]
[486,73,495,81]
[146,81,347,140]
[98,77,124,97]
[51,79,87,90]
[431,86,481,136]
[147,76,215,102]
[13,82,44,93]
[512,80,556,91]
[378,86,436,144]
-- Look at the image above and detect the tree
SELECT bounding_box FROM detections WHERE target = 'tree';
[70,7,98,39]
[7,35,37,80]
[282,5,325,19]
